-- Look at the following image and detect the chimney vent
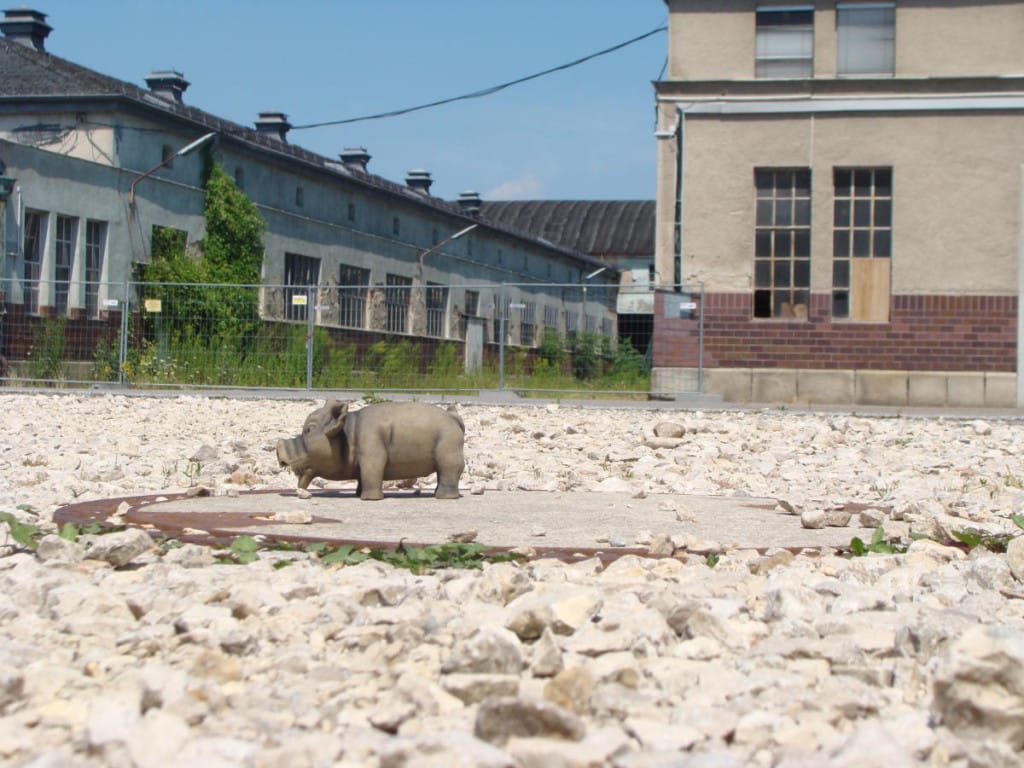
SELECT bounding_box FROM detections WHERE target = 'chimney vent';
[254,111,291,142]
[339,147,370,172]
[1,8,51,51]
[405,169,433,196]
[457,190,482,216]
[145,70,190,104]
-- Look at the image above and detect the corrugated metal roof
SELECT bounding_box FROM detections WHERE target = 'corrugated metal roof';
[479,200,655,259]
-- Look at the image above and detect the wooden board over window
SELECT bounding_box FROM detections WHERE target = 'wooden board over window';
[850,258,890,322]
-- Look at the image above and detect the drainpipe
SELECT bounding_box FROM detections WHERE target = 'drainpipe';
[655,106,684,291]
[0,172,14,361]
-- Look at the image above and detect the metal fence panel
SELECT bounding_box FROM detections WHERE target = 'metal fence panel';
[0,278,702,397]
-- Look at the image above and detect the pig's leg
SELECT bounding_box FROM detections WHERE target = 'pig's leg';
[358,457,385,500]
[298,469,315,491]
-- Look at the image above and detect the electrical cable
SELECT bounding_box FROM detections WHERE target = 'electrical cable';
[290,24,667,131]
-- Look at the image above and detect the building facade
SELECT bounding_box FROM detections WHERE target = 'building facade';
[0,9,619,374]
[654,0,1024,405]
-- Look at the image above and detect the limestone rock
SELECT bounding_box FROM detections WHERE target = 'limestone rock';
[474,696,586,746]
[82,528,155,567]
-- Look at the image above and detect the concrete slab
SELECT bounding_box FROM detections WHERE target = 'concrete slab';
[69,489,881,554]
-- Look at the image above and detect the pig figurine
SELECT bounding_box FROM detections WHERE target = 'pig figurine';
[276,399,465,500]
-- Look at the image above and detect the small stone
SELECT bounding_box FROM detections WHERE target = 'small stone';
[449,530,478,543]
[653,421,686,439]
[474,697,586,746]
[36,534,85,564]
[82,528,155,567]
[1006,536,1024,582]
[295,488,312,500]
[529,526,546,537]
[273,509,313,524]
[647,533,675,557]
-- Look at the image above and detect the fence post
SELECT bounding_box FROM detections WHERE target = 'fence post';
[498,282,506,391]
[306,284,315,390]
[118,281,129,388]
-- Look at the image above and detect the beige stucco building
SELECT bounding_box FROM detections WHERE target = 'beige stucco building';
[653,0,1024,406]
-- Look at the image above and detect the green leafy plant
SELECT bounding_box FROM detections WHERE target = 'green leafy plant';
[849,526,907,556]
[26,316,68,382]
[0,512,42,551]
[214,535,524,573]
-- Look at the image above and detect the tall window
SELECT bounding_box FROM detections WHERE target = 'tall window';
[756,6,814,77]
[23,211,43,314]
[55,215,77,315]
[754,169,811,319]
[837,3,895,76]
[338,264,369,328]
[385,274,411,333]
[833,168,892,321]
[426,283,448,338]
[85,220,106,317]
[543,304,559,331]
[284,252,320,322]
[520,301,537,346]
[493,293,511,343]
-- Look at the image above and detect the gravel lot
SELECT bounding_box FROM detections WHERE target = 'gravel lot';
[2,392,1024,767]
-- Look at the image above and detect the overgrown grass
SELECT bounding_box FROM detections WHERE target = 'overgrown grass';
[105,326,651,394]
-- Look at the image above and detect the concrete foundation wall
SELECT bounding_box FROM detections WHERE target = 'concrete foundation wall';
[654,366,1018,407]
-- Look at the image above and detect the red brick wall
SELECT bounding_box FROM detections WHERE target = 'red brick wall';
[653,292,1017,372]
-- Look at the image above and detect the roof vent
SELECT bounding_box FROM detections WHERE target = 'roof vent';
[457,190,482,216]
[254,111,291,142]
[405,169,433,196]
[145,70,190,104]
[1,8,51,51]
[339,147,370,172]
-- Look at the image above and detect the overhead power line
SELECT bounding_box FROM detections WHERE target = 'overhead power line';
[291,24,668,131]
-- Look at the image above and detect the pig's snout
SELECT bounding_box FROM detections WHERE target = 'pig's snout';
[276,437,305,469]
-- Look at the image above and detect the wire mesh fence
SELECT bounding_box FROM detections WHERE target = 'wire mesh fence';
[0,278,699,397]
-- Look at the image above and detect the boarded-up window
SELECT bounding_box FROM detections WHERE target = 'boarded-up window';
[833,168,892,321]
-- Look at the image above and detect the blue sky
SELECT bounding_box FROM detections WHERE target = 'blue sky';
[35,1,669,202]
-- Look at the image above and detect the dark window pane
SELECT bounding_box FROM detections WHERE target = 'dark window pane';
[874,200,892,227]
[834,169,852,195]
[754,289,772,318]
[756,172,774,198]
[833,290,849,318]
[854,170,872,196]
[775,199,793,226]
[756,200,774,226]
[756,230,772,258]
[755,259,772,287]
[775,230,791,255]
[853,230,871,257]
[874,169,892,196]
[854,200,872,227]
[758,9,813,26]
[833,259,849,287]
[794,199,811,226]
[773,260,791,286]
[794,170,811,197]
[793,290,809,309]
[834,200,850,227]
[794,230,810,258]
[833,229,850,258]
[874,230,891,258]
[794,259,810,287]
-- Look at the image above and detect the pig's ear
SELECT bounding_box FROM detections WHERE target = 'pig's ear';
[324,401,349,438]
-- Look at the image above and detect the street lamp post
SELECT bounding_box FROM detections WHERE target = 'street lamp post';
[413,223,478,337]
[128,131,217,207]
[581,266,607,335]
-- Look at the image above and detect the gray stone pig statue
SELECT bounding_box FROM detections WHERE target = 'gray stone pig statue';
[276,399,465,500]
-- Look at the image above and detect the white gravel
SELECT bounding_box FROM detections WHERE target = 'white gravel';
[3,391,1024,767]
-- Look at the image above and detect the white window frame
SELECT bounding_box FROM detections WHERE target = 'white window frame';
[755,5,815,78]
